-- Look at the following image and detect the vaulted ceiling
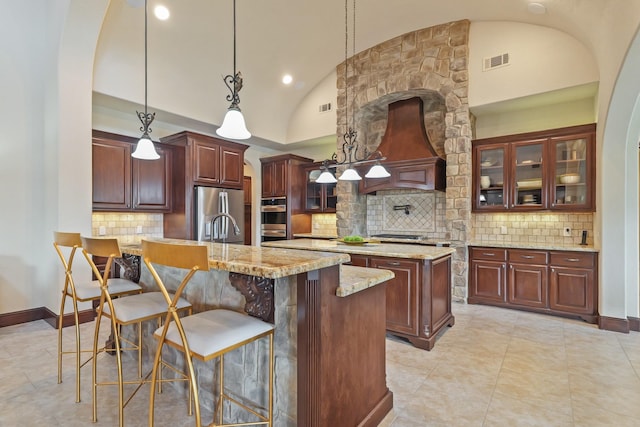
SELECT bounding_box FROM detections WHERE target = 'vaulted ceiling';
[93,0,640,150]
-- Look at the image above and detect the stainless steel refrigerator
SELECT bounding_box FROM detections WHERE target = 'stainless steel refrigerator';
[195,186,245,244]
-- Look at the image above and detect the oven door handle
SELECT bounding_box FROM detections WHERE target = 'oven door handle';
[261,206,286,212]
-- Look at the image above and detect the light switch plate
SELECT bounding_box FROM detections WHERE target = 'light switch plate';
[99,226,106,236]
[563,227,571,237]
[500,226,507,234]
[136,225,143,234]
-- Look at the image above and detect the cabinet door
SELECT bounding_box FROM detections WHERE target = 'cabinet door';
[305,168,323,212]
[469,260,506,303]
[132,145,171,212]
[92,139,132,210]
[474,144,508,211]
[549,266,594,315]
[548,132,595,211]
[261,162,274,197]
[349,254,369,267]
[272,160,288,197]
[508,262,548,308]
[220,145,244,187]
[193,141,220,185]
[370,257,420,335]
[511,139,546,209]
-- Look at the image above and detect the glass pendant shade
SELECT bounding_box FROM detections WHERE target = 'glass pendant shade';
[339,167,362,181]
[132,135,159,160]
[316,170,338,184]
[216,108,251,140]
[365,164,390,178]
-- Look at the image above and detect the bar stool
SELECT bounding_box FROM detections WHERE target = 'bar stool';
[80,236,193,427]
[142,240,274,427]
[53,231,142,403]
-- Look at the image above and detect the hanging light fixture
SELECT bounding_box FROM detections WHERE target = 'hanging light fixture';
[318,0,389,182]
[132,0,160,160]
[216,0,251,140]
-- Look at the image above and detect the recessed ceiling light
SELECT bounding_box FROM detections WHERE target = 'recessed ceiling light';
[154,5,170,20]
[527,2,547,15]
[282,74,293,85]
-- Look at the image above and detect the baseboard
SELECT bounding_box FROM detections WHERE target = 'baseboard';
[0,307,95,329]
[628,316,640,332]
[598,316,630,333]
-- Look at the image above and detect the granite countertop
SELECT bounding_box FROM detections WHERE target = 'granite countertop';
[293,233,338,239]
[468,240,599,252]
[119,238,350,279]
[262,238,456,260]
[338,265,394,297]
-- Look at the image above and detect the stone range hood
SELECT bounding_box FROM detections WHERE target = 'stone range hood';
[357,97,446,194]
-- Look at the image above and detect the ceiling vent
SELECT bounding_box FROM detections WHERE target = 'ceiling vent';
[483,53,510,71]
[318,102,332,113]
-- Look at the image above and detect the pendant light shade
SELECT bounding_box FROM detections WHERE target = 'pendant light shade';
[132,134,160,160]
[316,170,338,184]
[217,0,251,140]
[132,0,159,160]
[216,107,251,139]
[364,163,390,179]
[339,168,362,181]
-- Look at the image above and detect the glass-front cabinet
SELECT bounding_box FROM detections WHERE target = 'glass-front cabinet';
[473,124,595,212]
[305,165,337,213]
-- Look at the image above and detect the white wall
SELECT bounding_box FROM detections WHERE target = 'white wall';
[469,22,598,108]
[286,70,337,144]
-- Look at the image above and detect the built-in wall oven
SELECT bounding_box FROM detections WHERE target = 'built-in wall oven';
[261,197,287,241]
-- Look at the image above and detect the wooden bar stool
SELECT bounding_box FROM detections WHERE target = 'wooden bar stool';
[80,236,193,427]
[53,231,142,403]
[142,240,274,427]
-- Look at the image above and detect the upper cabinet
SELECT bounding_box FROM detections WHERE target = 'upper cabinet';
[161,131,247,190]
[473,124,595,212]
[260,154,313,201]
[304,163,337,213]
[92,130,172,212]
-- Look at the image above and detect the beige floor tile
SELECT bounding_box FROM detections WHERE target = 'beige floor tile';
[571,399,640,427]
[484,391,574,426]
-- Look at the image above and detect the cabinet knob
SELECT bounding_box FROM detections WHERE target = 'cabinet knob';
[551,268,555,273]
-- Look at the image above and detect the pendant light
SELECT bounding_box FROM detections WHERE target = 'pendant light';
[316,0,389,182]
[132,0,160,160]
[216,0,251,140]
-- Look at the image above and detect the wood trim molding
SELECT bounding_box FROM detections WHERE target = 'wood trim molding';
[0,307,94,329]
[598,316,630,333]
[627,316,640,332]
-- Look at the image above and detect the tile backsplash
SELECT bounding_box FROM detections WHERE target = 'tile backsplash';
[92,213,163,244]
[311,213,338,235]
[472,212,594,246]
[367,190,448,239]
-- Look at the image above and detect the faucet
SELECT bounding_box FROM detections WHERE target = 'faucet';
[210,213,241,241]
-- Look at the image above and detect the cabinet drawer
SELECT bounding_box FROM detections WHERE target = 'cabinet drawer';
[508,249,547,265]
[549,252,596,268]
[470,247,507,262]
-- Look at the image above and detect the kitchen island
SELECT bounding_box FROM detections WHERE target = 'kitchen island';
[120,238,393,427]
[262,239,457,350]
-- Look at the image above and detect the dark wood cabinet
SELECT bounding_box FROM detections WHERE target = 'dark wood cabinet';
[370,257,420,336]
[243,176,252,245]
[473,124,596,212]
[469,246,598,323]
[304,163,337,213]
[468,247,507,303]
[92,130,171,212]
[261,158,289,198]
[549,251,597,322]
[160,131,248,239]
[507,250,548,309]
[345,252,454,350]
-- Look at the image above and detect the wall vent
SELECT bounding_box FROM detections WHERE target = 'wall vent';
[318,102,332,113]
[483,53,510,71]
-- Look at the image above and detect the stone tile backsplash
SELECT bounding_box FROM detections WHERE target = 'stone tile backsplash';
[472,212,594,246]
[367,190,449,239]
[311,213,338,235]
[92,212,163,244]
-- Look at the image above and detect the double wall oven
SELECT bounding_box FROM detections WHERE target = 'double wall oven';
[261,197,287,241]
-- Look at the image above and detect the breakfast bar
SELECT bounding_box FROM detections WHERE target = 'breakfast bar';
[120,238,394,427]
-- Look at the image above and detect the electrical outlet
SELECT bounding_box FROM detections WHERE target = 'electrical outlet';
[136,225,143,234]
[99,226,106,236]
[563,227,572,237]
[500,226,507,235]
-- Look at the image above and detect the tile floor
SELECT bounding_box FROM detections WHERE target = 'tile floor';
[1,303,639,426]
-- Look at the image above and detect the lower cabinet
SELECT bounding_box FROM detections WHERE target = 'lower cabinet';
[348,253,454,350]
[469,246,598,323]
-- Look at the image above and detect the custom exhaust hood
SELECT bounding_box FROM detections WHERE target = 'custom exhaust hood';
[358,97,446,194]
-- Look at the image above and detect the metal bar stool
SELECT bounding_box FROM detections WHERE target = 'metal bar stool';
[80,236,193,427]
[142,240,274,427]
[53,231,142,403]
